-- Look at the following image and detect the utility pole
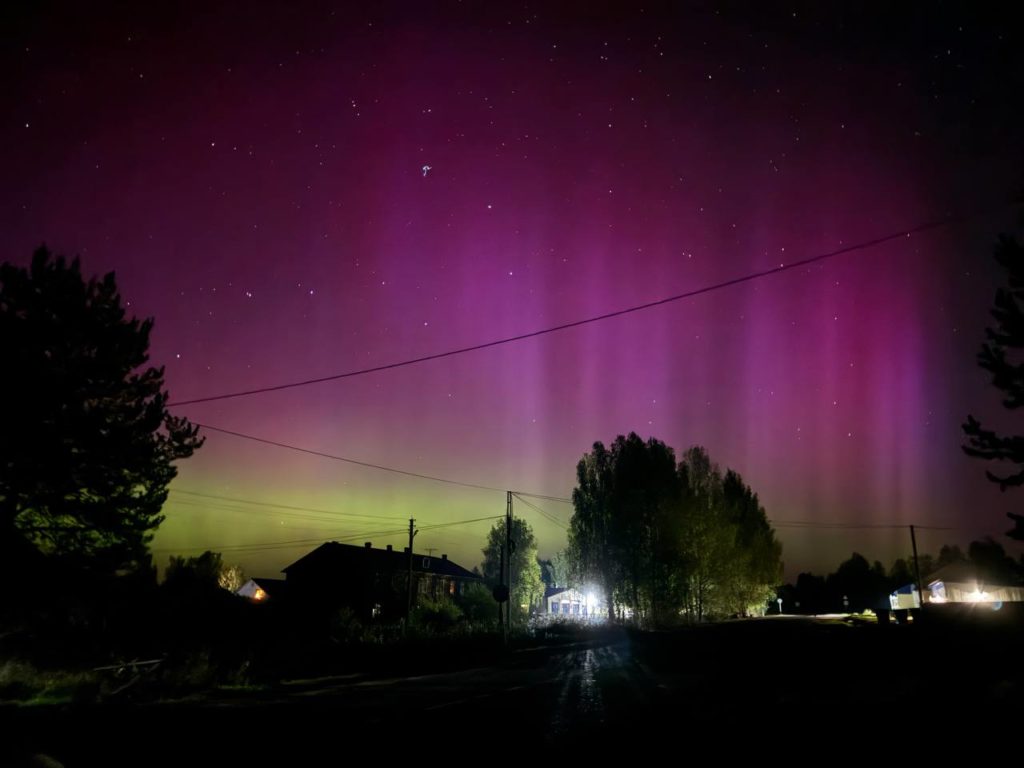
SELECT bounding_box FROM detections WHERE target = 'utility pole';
[909,524,924,615]
[406,518,417,626]
[497,533,505,639]
[505,490,513,640]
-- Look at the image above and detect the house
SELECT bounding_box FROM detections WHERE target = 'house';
[237,577,286,603]
[281,540,482,621]
[890,562,1024,609]
[543,586,606,619]
[922,562,1024,605]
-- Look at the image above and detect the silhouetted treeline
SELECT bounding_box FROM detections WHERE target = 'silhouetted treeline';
[963,235,1024,493]
[778,538,1024,615]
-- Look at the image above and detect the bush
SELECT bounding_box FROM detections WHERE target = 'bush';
[0,659,98,704]
[411,599,463,634]
[329,607,366,645]
[457,583,498,624]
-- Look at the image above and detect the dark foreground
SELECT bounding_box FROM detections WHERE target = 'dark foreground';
[3,614,1021,764]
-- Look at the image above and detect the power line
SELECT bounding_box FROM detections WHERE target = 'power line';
[164,498,409,529]
[167,208,1006,408]
[512,493,569,530]
[418,515,504,530]
[771,521,958,531]
[192,422,509,493]
[152,526,410,554]
[153,514,505,555]
[171,432,963,536]
[513,490,573,504]
[168,488,408,522]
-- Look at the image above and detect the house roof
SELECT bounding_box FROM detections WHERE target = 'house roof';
[282,541,480,581]
[891,583,919,595]
[251,577,287,594]
[544,586,577,599]
[923,561,1016,588]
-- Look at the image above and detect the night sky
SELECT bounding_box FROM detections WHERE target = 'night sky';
[3,2,1023,581]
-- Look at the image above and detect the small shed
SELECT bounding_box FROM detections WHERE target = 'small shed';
[889,583,921,610]
[237,577,286,603]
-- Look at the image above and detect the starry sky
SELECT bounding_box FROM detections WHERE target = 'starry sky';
[3,2,1023,581]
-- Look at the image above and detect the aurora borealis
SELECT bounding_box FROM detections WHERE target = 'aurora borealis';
[3,3,1022,580]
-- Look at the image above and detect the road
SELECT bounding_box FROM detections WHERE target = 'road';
[5,617,1022,764]
[6,631,661,763]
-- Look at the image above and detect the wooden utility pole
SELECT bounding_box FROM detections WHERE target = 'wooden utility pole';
[406,518,417,624]
[497,535,505,637]
[505,491,513,639]
[909,524,924,614]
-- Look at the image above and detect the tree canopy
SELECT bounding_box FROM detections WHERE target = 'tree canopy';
[0,248,202,577]
[481,517,544,620]
[568,433,782,624]
[963,236,1024,494]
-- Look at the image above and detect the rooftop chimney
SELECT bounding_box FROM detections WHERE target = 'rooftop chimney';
[442,554,448,561]
[386,544,393,552]
[364,542,372,549]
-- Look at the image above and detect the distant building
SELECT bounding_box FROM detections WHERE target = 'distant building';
[543,586,606,619]
[889,583,920,610]
[281,541,481,621]
[922,562,1024,605]
[890,562,1024,609]
[237,577,286,603]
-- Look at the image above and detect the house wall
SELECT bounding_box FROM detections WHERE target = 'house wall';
[287,553,478,621]
[930,581,1024,603]
[545,588,605,618]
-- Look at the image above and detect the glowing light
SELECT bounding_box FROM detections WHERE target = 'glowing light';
[253,587,267,601]
[966,588,990,603]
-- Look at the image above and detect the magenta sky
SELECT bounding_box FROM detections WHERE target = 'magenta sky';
[3,3,1022,580]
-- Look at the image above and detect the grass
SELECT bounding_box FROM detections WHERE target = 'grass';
[0,659,98,706]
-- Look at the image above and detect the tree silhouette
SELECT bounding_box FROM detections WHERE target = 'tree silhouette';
[678,446,729,621]
[0,248,202,578]
[963,236,1024,504]
[569,434,681,623]
[718,469,783,613]
[164,551,225,591]
[826,553,888,612]
[569,434,782,623]
[569,440,619,618]
[481,517,544,620]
